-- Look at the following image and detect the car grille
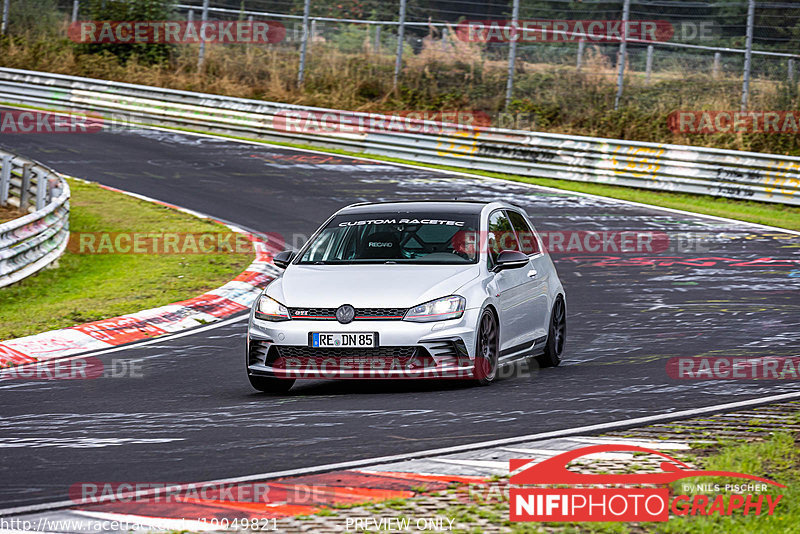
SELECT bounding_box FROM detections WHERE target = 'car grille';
[288,307,407,320]
[267,345,425,370]
[273,346,417,359]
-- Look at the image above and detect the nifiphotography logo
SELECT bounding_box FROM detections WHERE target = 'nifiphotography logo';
[509,444,784,522]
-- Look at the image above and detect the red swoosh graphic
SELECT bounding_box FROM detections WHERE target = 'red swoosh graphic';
[509,444,785,488]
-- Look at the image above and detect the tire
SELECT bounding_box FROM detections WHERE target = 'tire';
[537,296,566,368]
[248,374,295,394]
[472,309,499,386]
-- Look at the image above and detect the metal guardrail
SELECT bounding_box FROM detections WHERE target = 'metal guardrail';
[0,67,798,205]
[0,148,70,288]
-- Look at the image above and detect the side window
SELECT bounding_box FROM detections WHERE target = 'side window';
[508,211,540,255]
[487,210,520,267]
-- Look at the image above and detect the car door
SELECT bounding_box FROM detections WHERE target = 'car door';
[507,210,550,340]
[486,210,538,354]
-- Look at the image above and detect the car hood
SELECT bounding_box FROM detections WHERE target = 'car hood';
[266,264,481,308]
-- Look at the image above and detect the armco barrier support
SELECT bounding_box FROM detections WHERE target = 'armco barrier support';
[0,148,69,288]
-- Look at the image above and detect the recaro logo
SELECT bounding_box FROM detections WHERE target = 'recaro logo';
[509,444,784,523]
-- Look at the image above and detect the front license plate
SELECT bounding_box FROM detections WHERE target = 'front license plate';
[311,332,377,348]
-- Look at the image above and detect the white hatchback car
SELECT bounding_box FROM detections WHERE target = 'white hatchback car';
[246,200,566,393]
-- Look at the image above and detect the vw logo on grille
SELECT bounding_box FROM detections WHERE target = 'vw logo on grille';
[335,304,356,324]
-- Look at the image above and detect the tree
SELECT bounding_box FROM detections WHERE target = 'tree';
[82,0,175,64]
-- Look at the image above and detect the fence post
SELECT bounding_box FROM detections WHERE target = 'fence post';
[188,9,194,23]
[576,39,585,70]
[741,0,755,112]
[246,15,253,52]
[71,0,79,23]
[713,52,721,78]
[789,59,795,83]
[35,170,46,211]
[197,0,209,70]
[442,25,448,51]
[20,163,32,214]
[393,0,407,88]
[0,155,11,207]
[645,45,654,85]
[504,0,521,110]
[614,0,631,111]
[1,0,10,35]
[374,24,381,53]
[297,0,311,85]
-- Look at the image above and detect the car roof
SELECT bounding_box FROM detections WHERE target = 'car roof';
[338,200,517,215]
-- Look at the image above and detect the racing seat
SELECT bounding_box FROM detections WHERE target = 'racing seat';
[360,232,401,259]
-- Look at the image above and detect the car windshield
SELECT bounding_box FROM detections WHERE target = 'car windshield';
[297,211,480,264]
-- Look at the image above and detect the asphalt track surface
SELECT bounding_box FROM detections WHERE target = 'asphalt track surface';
[1,125,799,508]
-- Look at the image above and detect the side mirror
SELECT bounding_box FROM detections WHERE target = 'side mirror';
[492,250,529,272]
[273,250,296,269]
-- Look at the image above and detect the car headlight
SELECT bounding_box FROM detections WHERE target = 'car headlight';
[255,294,290,321]
[403,295,466,322]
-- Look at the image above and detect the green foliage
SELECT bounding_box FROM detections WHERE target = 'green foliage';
[657,433,800,533]
[80,0,176,65]
[330,24,370,54]
[0,179,251,340]
[6,0,62,37]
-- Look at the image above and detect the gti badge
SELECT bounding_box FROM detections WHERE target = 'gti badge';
[335,304,356,324]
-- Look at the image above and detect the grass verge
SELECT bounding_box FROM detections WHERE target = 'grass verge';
[657,433,798,534]
[0,204,23,224]
[0,178,252,340]
[442,433,797,533]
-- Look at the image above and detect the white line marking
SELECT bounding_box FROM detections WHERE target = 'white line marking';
[0,315,248,379]
[501,447,634,460]
[564,437,692,450]
[496,447,564,456]
[500,448,633,460]
[426,459,508,469]
[3,390,800,517]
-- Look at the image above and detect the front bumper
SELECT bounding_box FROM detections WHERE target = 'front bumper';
[246,308,481,379]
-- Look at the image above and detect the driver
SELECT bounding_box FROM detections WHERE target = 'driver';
[450,230,478,260]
